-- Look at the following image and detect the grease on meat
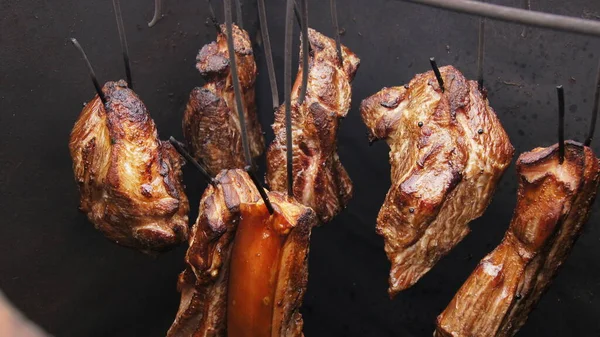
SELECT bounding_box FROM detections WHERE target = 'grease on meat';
[69,80,189,253]
[266,28,360,224]
[360,66,514,295]
[183,24,264,176]
[436,141,600,337]
[168,169,316,337]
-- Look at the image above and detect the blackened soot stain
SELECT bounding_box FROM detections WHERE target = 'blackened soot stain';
[569,104,578,113]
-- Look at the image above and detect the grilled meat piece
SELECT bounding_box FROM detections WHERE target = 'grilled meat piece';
[266,28,360,223]
[360,66,514,295]
[436,141,600,337]
[69,80,189,253]
[183,24,264,176]
[168,169,316,337]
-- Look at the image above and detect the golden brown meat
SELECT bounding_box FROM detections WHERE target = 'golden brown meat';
[436,141,600,337]
[183,24,264,176]
[167,169,316,337]
[360,66,514,295]
[69,80,189,253]
[266,28,360,223]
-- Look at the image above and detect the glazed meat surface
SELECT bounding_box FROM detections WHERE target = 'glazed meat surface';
[266,28,360,223]
[168,169,316,337]
[69,80,189,253]
[436,141,600,337]
[183,24,264,176]
[360,66,514,295]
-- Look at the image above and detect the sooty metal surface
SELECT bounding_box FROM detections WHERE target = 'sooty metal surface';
[0,0,599,336]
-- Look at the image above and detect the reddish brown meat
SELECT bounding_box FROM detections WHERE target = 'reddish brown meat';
[361,66,514,295]
[266,28,360,223]
[167,169,316,337]
[69,80,189,253]
[436,141,600,337]
[183,24,264,176]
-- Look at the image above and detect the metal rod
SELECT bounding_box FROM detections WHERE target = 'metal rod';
[557,85,565,164]
[225,0,273,213]
[246,166,275,214]
[293,1,302,28]
[330,0,343,64]
[398,0,600,37]
[70,38,106,105]
[206,0,221,33]
[284,0,295,197]
[585,60,600,146]
[297,0,309,105]
[257,0,279,110]
[148,0,163,27]
[112,0,133,90]
[169,137,216,186]
[224,0,252,168]
[477,6,485,91]
[429,57,445,93]
[235,0,243,29]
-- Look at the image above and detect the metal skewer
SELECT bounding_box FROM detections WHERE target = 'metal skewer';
[330,0,343,64]
[169,137,217,186]
[297,0,309,105]
[206,0,221,33]
[398,0,600,37]
[148,0,163,27]
[245,165,275,214]
[257,0,279,110]
[284,0,295,197]
[429,57,445,93]
[234,0,243,29]
[557,85,565,164]
[477,2,485,91]
[224,0,274,214]
[585,60,600,146]
[294,1,302,27]
[112,0,133,89]
[70,38,106,105]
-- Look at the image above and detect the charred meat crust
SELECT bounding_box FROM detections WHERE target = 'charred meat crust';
[266,28,361,224]
[435,142,600,337]
[69,80,189,253]
[168,169,316,337]
[360,66,514,295]
[168,169,260,337]
[184,24,264,176]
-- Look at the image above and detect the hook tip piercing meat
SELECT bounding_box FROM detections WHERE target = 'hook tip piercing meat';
[183,24,264,176]
[436,141,600,337]
[266,28,360,224]
[69,80,189,253]
[361,66,514,295]
[168,169,316,337]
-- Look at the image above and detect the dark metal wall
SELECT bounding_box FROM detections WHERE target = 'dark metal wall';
[1,0,599,336]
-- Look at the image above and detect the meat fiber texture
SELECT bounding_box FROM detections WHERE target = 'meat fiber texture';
[361,66,514,295]
[168,169,317,337]
[69,80,189,254]
[183,24,264,176]
[267,28,360,224]
[436,141,600,337]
